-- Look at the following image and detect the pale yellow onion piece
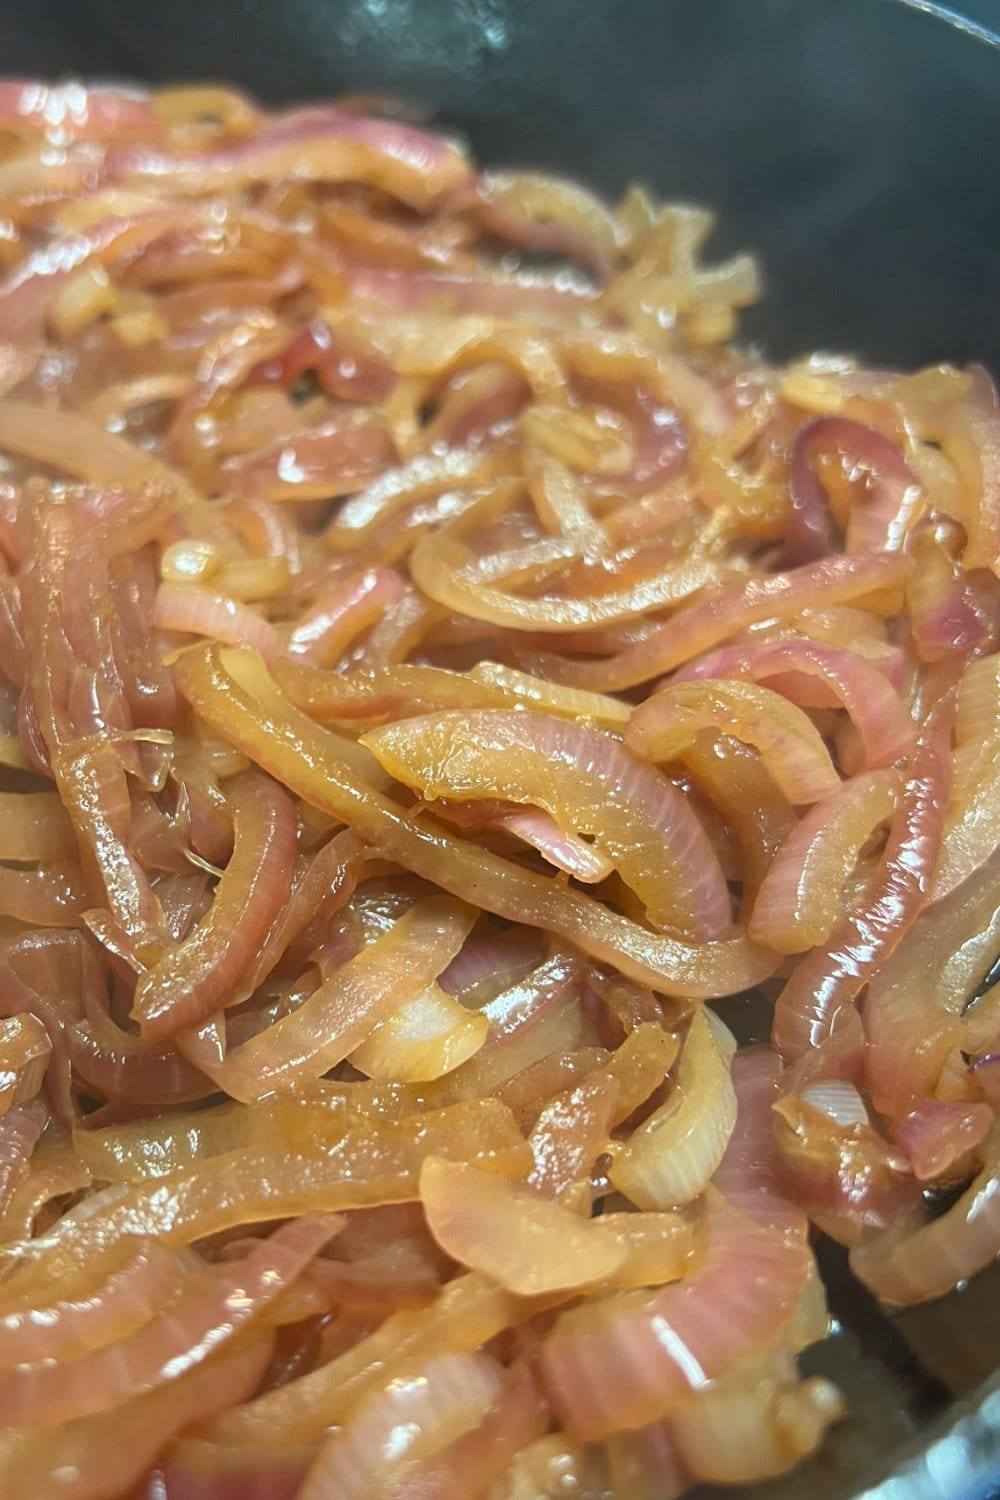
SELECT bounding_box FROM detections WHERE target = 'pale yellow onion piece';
[951,652,1000,797]
[559,331,734,439]
[3,1100,530,1303]
[667,1349,845,1485]
[411,528,714,632]
[213,556,292,603]
[222,644,391,788]
[196,896,476,1101]
[160,539,221,585]
[349,982,488,1083]
[54,191,168,232]
[420,1155,626,1295]
[467,662,630,730]
[524,447,608,553]
[608,1009,737,1208]
[275,658,630,733]
[81,373,193,422]
[329,310,568,400]
[591,1211,695,1290]
[361,708,730,938]
[152,85,259,131]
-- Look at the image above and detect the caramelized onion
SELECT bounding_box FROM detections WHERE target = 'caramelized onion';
[132,770,297,1041]
[0,77,994,1500]
[363,709,731,938]
[628,680,840,805]
[0,1215,338,1427]
[540,1197,811,1439]
[851,1123,1000,1304]
[609,1010,736,1209]
[176,645,777,997]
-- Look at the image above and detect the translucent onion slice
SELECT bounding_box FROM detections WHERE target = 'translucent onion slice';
[893,1100,993,1182]
[628,680,840,805]
[0,80,160,141]
[0,1145,91,1242]
[681,735,796,909]
[771,1094,920,1246]
[325,448,504,551]
[785,416,923,565]
[773,712,949,1062]
[539,1196,811,1439]
[939,365,1000,578]
[201,1271,534,1448]
[527,1072,620,1201]
[906,525,986,663]
[298,1348,507,1500]
[471,170,624,277]
[362,708,731,939]
[749,771,899,954]
[366,1362,551,1500]
[676,639,915,771]
[865,845,1000,1119]
[175,645,779,998]
[799,1079,871,1128]
[131,770,297,1041]
[286,567,405,667]
[541,552,910,691]
[198,896,475,1100]
[667,1349,845,1485]
[0,398,200,505]
[0,1014,51,1115]
[3,1101,530,1303]
[0,791,76,863]
[273,657,630,730]
[421,1155,627,1295]
[0,1215,339,1428]
[410,529,714,632]
[72,1094,352,1183]
[609,1010,737,1209]
[109,106,473,210]
[850,1122,1000,1304]
[712,1048,803,1233]
[219,421,397,503]
[0,1099,45,1216]
[348,980,488,1083]
[467,661,630,728]
[0,1238,179,1367]
[496,806,617,881]
[0,1338,272,1500]
[933,651,1000,899]
[153,582,280,661]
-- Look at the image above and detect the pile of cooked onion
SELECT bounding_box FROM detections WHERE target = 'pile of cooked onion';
[0,75,998,1500]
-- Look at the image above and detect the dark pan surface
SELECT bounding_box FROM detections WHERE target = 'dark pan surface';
[2,1,1000,1494]
[5,0,1000,369]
